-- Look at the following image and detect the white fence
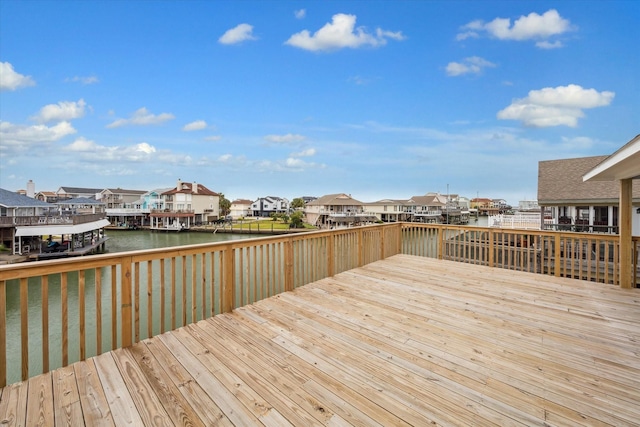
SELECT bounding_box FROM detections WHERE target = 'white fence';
[488,213,551,230]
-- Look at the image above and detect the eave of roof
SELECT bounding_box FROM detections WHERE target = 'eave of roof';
[583,134,640,181]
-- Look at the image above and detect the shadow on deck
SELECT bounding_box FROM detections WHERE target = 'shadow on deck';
[1,254,639,426]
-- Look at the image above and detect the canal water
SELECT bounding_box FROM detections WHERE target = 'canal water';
[104,228,256,253]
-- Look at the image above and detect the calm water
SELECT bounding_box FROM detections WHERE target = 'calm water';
[104,228,256,253]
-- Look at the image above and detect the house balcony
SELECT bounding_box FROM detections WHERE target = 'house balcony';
[105,208,152,215]
[0,213,106,227]
[1,223,639,425]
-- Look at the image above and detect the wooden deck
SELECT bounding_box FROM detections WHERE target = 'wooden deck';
[1,254,639,426]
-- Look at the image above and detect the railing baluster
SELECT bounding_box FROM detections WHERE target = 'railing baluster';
[121,256,133,348]
[20,278,28,381]
[0,280,5,387]
[170,257,176,329]
[181,255,187,326]
[111,265,117,350]
[41,276,49,374]
[79,270,86,361]
[191,254,197,323]
[61,273,68,367]
[134,261,140,343]
[160,259,166,333]
[95,269,102,355]
[147,260,153,339]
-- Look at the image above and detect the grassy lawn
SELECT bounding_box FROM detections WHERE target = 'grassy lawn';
[232,220,290,230]
[230,219,316,230]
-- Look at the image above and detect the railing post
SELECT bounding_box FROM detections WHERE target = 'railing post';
[380,225,386,261]
[437,226,444,260]
[121,256,133,348]
[488,229,494,267]
[328,233,335,277]
[619,178,633,288]
[358,228,364,267]
[554,235,562,277]
[222,244,235,313]
[285,238,294,292]
[0,280,5,388]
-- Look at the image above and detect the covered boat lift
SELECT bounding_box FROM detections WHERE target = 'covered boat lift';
[14,218,110,258]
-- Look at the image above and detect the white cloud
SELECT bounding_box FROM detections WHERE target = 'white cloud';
[204,135,222,142]
[65,75,99,85]
[219,23,257,45]
[291,148,316,157]
[285,13,405,52]
[33,99,87,123]
[457,9,573,47]
[0,120,76,151]
[535,40,563,49]
[183,120,207,131]
[64,138,162,162]
[106,107,175,128]
[446,56,495,76]
[0,62,35,91]
[295,9,306,19]
[264,133,306,144]
[497,84,615,127]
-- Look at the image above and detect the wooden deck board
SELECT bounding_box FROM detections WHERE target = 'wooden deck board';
[2,254,639,426]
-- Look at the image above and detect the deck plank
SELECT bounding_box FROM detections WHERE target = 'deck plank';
[52,365,84,426]
[2,254,639,426]
[24,372,53,426]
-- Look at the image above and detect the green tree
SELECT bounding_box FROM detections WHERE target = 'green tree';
[219,194,231,217]
[291,198,305,209]
[290,211,304,228]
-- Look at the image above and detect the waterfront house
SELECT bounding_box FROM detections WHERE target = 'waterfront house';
[55,186,104,200]
[304,193,376,227]
[0,188,55,253]
[250,196,290,218]
[98,188,147,209]
[229,199,253,219]
[0,188,109,256]
[150,179,220,230]
[365,199,412,222]
[34,191,59,203]
[538,150,640,234]
[105,188,169,228]
[407,194,445,223]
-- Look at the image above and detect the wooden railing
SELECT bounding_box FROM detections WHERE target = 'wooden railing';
[0,223,637,387]
[402,224,639,285]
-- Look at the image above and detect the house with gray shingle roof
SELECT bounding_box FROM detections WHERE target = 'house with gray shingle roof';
[56,186,105,200]
[305,193,377,227]
[538,155,640,234]
[1,188,109,255]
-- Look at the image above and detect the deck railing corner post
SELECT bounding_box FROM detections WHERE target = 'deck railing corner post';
[222,244,235,313]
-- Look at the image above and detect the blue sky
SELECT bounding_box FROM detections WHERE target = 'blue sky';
[1,1,638,205]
